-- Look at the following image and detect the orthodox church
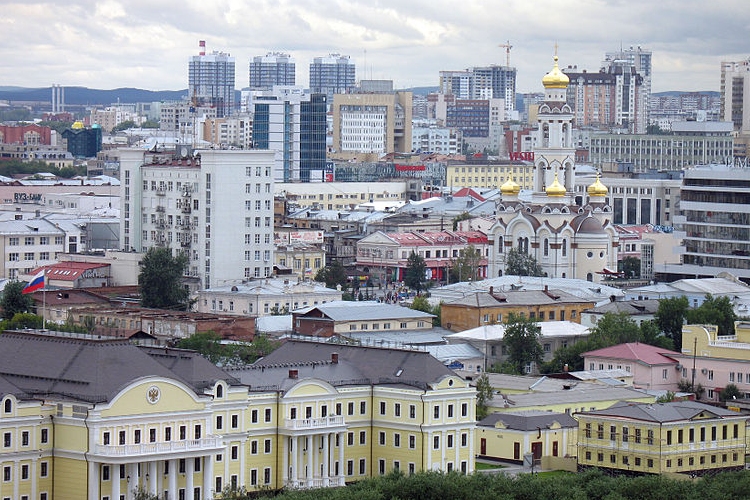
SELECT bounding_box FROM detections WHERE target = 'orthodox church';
[487,54,619,282]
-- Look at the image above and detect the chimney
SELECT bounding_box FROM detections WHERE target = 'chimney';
[199,40,206,56]
[544,285,548,292]
[489,286,493,295]
[288,369,298,379]
[331,352,339,364]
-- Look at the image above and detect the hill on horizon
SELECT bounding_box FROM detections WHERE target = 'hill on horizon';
[0,86,187,105]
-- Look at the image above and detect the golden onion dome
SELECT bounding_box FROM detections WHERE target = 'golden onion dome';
[500,178,521,195]
[587,174,608,197]
[546,174,566,197]
[542,55,570,89]
[71,120,85,130]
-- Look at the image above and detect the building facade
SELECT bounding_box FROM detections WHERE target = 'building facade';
[0,332,476,499]
[721,58,750,134]
[332,92,413,154]
[248,52,296,89]
[118,148,275,290]
[577,401,747,476]
[309,54,356,103]
[189,42,236,118]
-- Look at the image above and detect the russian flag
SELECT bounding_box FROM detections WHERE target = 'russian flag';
[22,270,45,295]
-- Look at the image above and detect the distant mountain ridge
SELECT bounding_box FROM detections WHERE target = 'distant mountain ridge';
[0,87,188,105]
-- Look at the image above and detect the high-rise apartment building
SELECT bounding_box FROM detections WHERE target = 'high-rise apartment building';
[247,87,327,182]
[439,65,516,113]
[248,52,296,89]
[563,46,651,133]
[721,58,750,133]
[119,148,275,290]
[309,54,356,102]
[188,41,236,118]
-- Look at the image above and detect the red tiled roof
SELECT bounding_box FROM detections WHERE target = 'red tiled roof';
[34,262,110,282]
[584,342,681,366]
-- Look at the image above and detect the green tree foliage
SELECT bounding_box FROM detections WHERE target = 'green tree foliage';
[267,467,750,500]
[138,248,190,310]
[502,314,543,374]
[410,296,441,326]
[314,260,348,289]
[110,120,137,132]
[37,120,75,135]
[133,488,163,500]
[141,119,160,129]
[0,281,34,320]
[0,107,32,122]
[0,159,86,179]
[449,245,483,283]
[656,391,676,403]
[404,251,427,293]
[544,313,673,373]
[687,294,736,336]
[620,256,641,278]
[655,296,689,350]
[475,373,494,420]
[176,332,281,366]
[720,383,741,402]
[451,212,473,230]
[505,248,543,277]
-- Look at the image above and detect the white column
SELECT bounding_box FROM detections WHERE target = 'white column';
[168,460,177,500]
[306,437,313,486]
[291,436,298,486]
[468,427,475,473]
[427,431,433,470]
[111,463,121,500]
[127,463,138,500]
[156,461,164,500]
[203,455,213,500]
[186,457,194,499]
[148,461,158,496]
[323,433,330,486]
[338,432,345,484]
[88,461,99,500]
[282,437,289,486]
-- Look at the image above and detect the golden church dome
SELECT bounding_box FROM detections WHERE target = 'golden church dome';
[500,178,521,195]
[587,175,608,197]
[546,174,566,197]
[542,55,570,89]
[71,120,85,130]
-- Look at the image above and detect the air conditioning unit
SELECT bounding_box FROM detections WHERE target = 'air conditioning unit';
[675,364,682,370]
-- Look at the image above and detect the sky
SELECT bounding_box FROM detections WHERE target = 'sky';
[1,0,749,94]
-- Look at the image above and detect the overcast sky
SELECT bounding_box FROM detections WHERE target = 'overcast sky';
[2,0,748,94]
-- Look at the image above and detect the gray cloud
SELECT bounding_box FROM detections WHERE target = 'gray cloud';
[1,0,748,93]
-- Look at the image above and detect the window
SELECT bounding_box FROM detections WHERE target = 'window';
[264,467,271,484]
[194,424,201,439]
[102,465,110,481]
[4,432,11,448]
[251,440,258,454]
[380,401,386,415]
[359,459,366,475]
[379,432,386,445]
[409,405,416,419]
[216,416,223,430]
[40,461,48,477]
[461,403,468,417]
[264,439,271,453]
[359,431,366,445]
[394,433,401,447]
[165,427,172,441]
[231,414,238,428]
[360,401,366,414]
[265,408,272,422]
[149,428,156,443]
[347,460,353,476]
[448,404,454,418]
[21,464,28,479]
[231,445,238,460]
[447,434,454,448]
[433,405,440,419]
[251,409,258,423]
[103,431,110,445]
[394,403,401,417]
[134,429,141,444]
[180,426,186,440]
[2,466,9,481]
[433,435,440,449]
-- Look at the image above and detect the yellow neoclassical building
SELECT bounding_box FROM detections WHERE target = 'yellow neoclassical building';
[577,401,747,476]
[0,331,475,499]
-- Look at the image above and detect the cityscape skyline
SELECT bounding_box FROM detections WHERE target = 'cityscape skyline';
[1,0,748,94]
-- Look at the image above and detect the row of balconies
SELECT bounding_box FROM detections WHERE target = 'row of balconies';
[93,437,222,458]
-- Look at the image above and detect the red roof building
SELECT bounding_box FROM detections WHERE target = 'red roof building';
[583,342,681,391]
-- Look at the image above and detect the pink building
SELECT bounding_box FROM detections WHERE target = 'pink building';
[583,342,682,392]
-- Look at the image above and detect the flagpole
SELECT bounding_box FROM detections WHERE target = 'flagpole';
[42,269,46,331]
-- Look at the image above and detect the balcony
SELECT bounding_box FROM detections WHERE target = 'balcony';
[156,206,166,213]
[156,189,166,196]
[92,437,222,459]
[282,415,345,432]
[284,476,345,489]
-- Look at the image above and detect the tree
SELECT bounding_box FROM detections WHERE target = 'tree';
[411,296,442,326]
[720,383,742,403]
[404,251,427,293]
[449,245,483,283]
[588,312,642,347]
[475,373,494,420]
[314,260,348,289]
[687,294,736,337]
[505,248,543,277]
[502,314,543,374]
[0,281,34,320]
[176,331,230,364]
[139,248,190,310]
[655,296,690,350]
[111,120,136,132]
[451,212,473,231]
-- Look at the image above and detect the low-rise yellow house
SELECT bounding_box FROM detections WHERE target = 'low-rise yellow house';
[577,401,748,476]
[0,331,475,499]
[476,411,578,465]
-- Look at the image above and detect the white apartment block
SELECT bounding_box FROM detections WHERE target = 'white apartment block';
[119,148,275,290]
[721,58,750,133]
[412,126,462,155]
[276,181,409,211]
[0,218,66,280]
[201,115,253,149]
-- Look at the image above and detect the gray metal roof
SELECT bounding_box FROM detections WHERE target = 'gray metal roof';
[478,410,578,430]
[584,299,660,315]
[446,288,591,307]
[579,400,745,422]
[0,331,240,403]
[243,340,456,391]
[295,301,434,322]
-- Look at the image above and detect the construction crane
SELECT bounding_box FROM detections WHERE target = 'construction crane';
[498,41,513,67]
